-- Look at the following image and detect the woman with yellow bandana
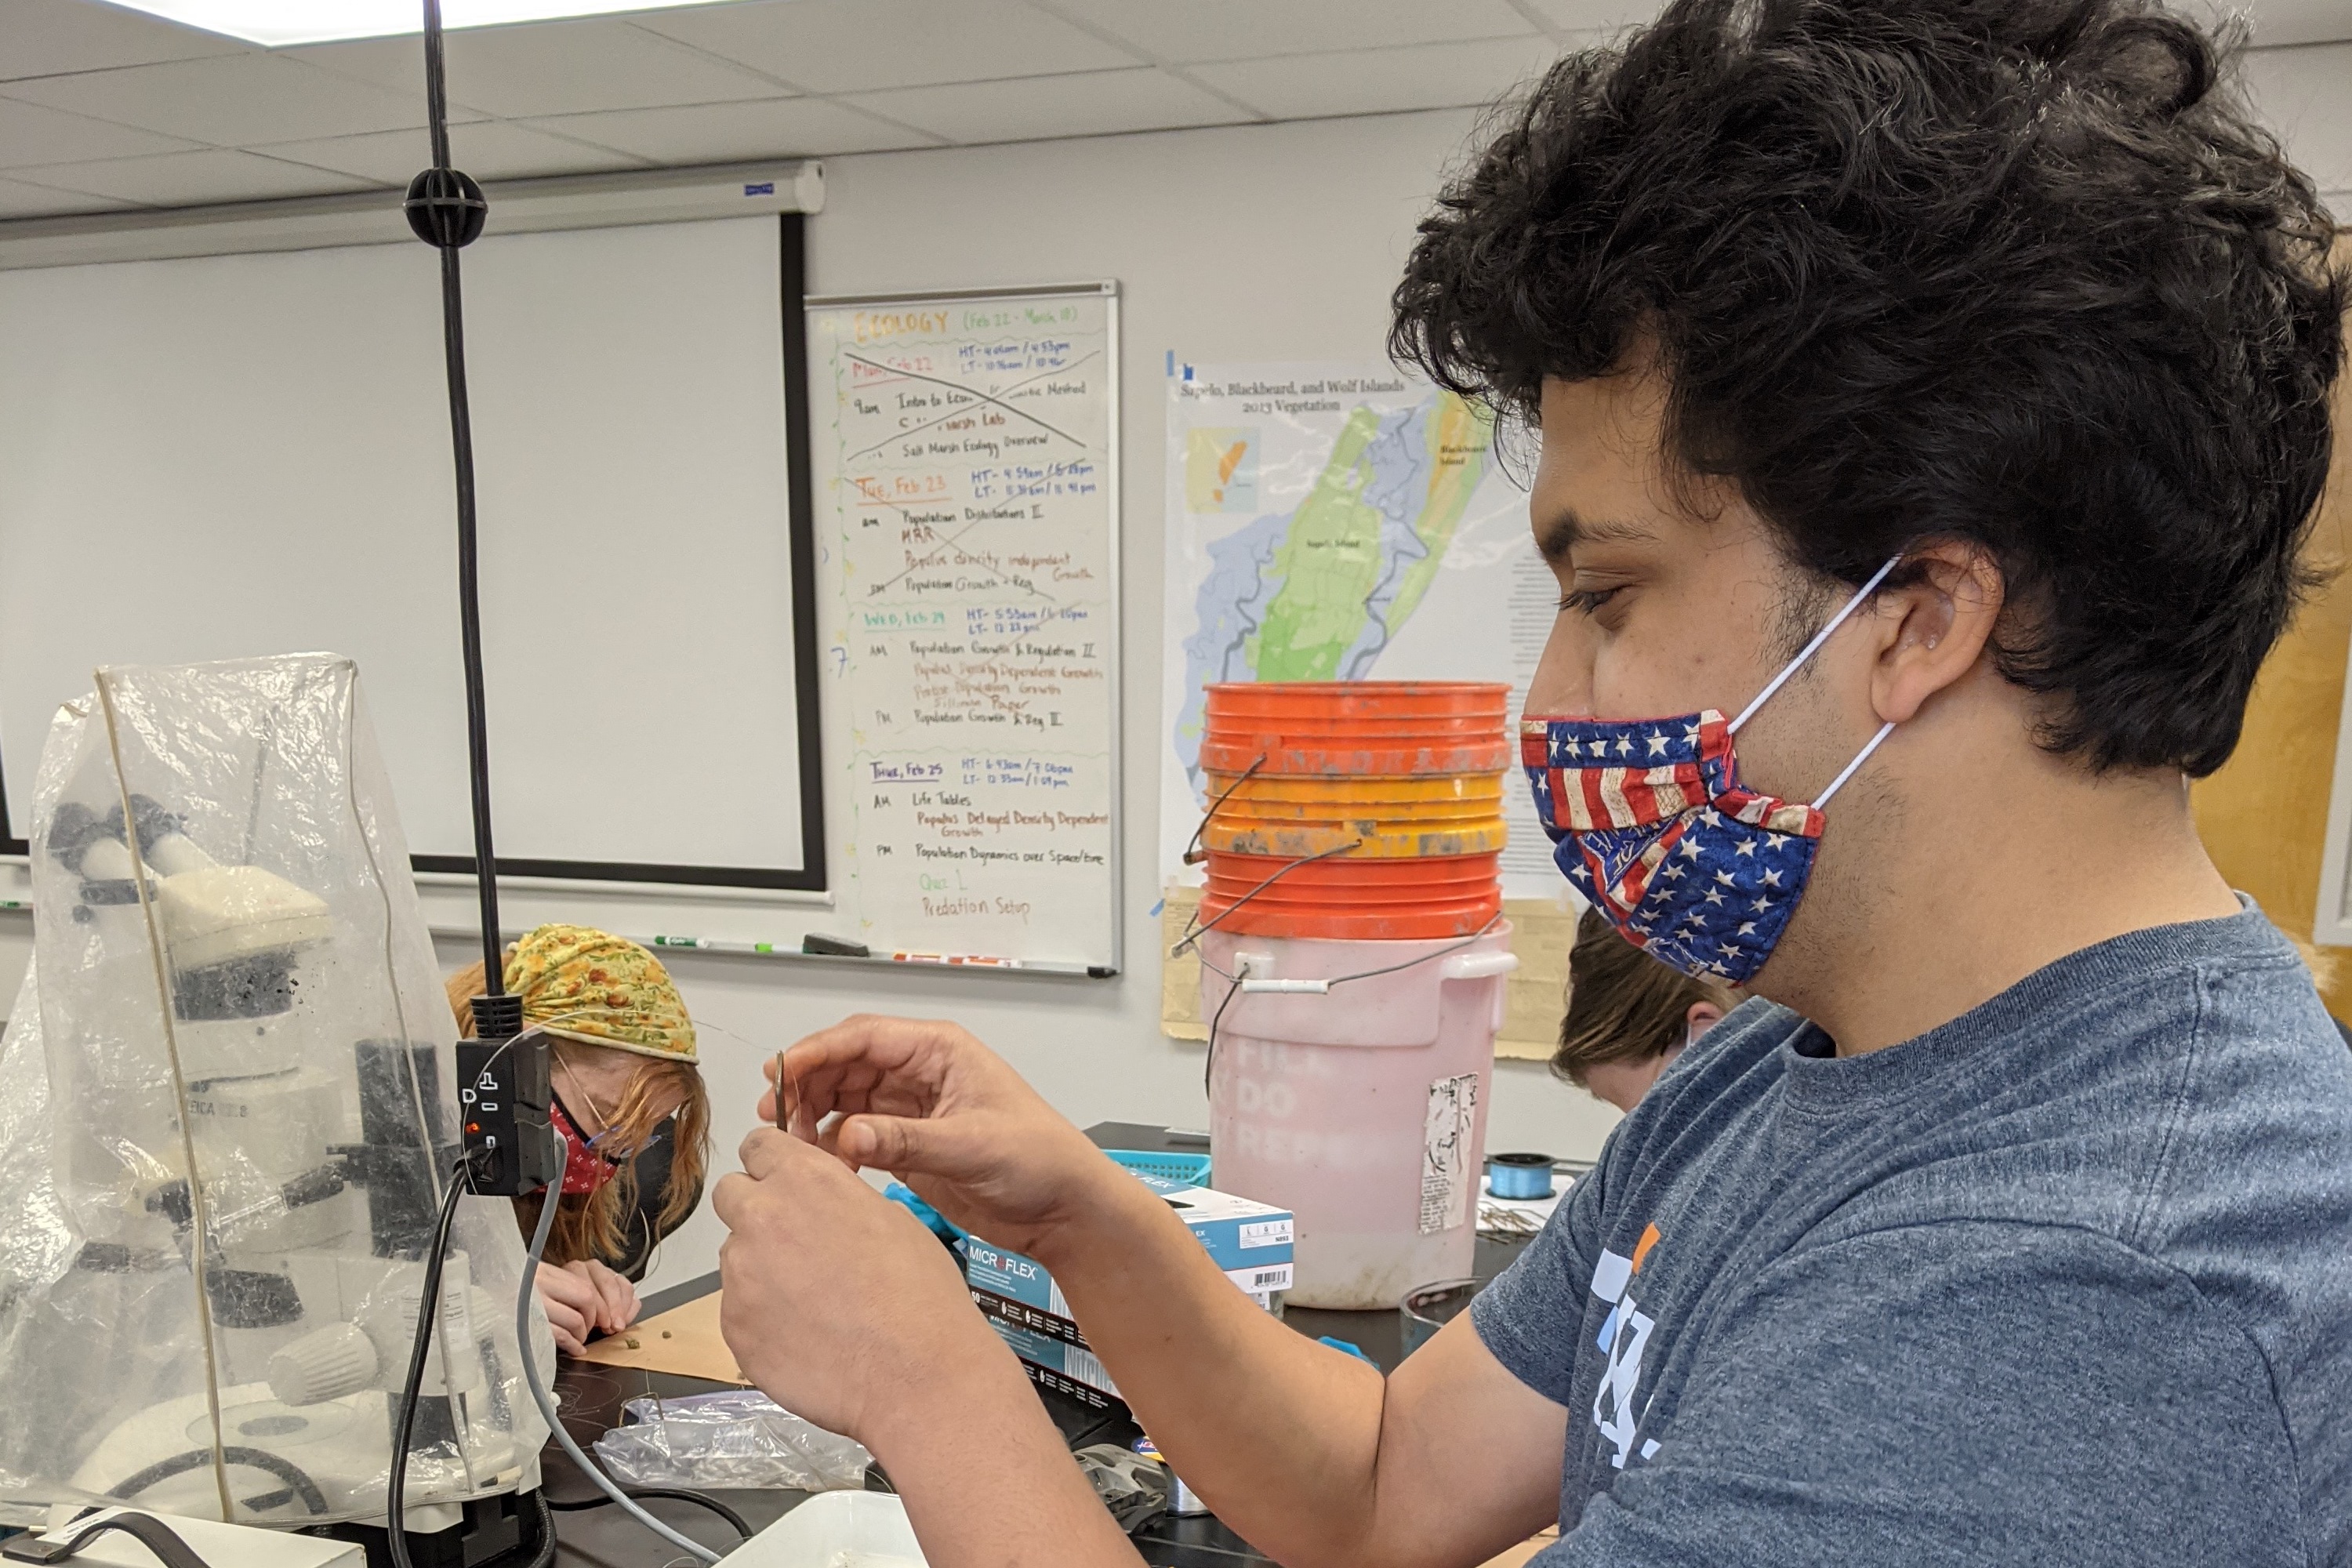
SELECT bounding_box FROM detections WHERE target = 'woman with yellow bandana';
[448,924,711,1354]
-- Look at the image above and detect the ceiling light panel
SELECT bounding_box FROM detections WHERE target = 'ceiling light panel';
[93,0,746,49]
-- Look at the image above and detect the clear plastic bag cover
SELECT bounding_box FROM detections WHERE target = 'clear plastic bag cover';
[0,656,550,1527]
[591,1390,871,1492]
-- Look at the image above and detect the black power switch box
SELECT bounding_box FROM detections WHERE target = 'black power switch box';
[457,1030,556,1197]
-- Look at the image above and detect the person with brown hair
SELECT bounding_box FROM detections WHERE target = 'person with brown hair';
[699,4,2352,1561]
[447,924,710,1355]
[1555,906,1735,1112]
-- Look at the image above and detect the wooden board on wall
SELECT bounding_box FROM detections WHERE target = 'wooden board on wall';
[2189,234,2352,1016]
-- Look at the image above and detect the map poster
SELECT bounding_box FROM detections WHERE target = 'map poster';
[1159,361,1562,898]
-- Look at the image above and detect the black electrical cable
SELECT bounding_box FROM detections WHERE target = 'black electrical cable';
[405,0,503,991]
[107,1446,329,1516]
[385,1155,477,1568]
[1,1512,212,1568]
[517,1488,559,1568]
[546,1487,754,1541]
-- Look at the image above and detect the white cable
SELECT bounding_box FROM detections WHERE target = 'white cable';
[514,1126,722,1565]
[1728,555,1903,733]
[1812,720,1896,806]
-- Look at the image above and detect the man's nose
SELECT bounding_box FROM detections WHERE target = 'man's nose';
[1523,608,1595,717]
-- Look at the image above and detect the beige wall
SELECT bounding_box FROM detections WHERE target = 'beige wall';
[2190,236,2352,1017]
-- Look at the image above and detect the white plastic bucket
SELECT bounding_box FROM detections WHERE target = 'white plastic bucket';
[1201,923,1518,1309]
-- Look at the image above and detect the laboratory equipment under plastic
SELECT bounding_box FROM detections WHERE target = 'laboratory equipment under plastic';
[0,655,550,1550]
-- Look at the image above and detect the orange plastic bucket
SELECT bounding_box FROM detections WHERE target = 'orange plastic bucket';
[1197,848,1503,938]
[1202,771,1504,814]
[1204,851,1501,895]
[1189,683,1508,936]
[1198,736,1514,778]
[1197,885,1501,941]
[1199,815,1508,859]
[1203,681,1510,729]
[1200,681,1512,778]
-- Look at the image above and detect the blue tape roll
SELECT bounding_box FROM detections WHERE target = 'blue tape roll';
[1487,1151,1555,1200]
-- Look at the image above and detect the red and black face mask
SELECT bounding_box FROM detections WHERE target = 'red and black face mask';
[550,1091,623,1196]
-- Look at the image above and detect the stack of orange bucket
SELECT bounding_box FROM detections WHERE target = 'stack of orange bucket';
[1194,681,1511,940]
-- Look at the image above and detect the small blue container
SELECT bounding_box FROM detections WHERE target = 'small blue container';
[1105,1149,1213,1187]
[1486,1151,1555,1200]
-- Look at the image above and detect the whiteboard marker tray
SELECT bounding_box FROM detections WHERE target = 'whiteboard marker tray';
[729,1490,929,1567]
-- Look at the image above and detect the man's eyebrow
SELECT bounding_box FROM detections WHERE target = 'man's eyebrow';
[1535,508,1655,561]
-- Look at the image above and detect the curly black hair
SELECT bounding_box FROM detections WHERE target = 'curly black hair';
[1392,0,2344,776]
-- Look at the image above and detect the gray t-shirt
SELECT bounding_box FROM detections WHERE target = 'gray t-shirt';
[1475,905,2352,1566]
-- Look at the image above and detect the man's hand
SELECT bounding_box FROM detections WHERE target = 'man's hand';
[535,1258,641,1354]
[716,1124,1009,1443]
[761,1014,1123,1259]
[715,1120,1145,1567]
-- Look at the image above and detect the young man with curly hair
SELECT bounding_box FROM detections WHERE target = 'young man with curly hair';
[710,4,2352,1563]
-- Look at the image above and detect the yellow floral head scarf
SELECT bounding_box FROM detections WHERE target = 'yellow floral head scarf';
[503,924,697,1063]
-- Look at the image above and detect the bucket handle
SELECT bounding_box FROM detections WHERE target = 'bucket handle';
[1181,753,1266,866]
[1200,916,1509,1093]
[1439,951,1519,982]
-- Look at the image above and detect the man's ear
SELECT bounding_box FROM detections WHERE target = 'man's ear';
[1868,540,2003,724]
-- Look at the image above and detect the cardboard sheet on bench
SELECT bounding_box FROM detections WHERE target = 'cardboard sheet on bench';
[572,1290,750,1384]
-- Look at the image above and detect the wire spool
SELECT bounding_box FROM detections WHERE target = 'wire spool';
[1486,1152,1556,1200]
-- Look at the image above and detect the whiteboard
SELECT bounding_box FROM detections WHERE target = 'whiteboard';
[805,284,1121,973]
[0,216,825,920]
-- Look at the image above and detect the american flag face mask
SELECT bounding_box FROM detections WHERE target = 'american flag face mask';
[1522,558,1900,983]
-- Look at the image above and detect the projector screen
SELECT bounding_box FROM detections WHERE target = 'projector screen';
[0,214,822,896]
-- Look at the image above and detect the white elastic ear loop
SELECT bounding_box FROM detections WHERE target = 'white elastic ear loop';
[1728,555,1904,734]
[1812,720,1895,807]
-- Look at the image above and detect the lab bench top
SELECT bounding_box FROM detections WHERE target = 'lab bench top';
[542,1122,1538,1566]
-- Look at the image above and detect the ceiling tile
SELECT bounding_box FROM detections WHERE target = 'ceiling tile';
[252,121,650,186]
[0,0,248,82]
[634,0,1140,93]
[1047,0,1536,64]
[3,52,436,144]
[0,172,140,217]
[0,91,202,165]
[1192,35,1562,119]
[843,67,1251,144]
[288,18,789,120]
[10,147,377,206]
[522,96,938,162]
[268,34,482,107]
